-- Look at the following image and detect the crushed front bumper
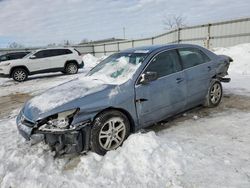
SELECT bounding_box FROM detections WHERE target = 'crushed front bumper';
[16,112,92,155]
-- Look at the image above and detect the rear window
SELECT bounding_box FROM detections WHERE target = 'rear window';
[52,49,73,56]
[178,48,211,69]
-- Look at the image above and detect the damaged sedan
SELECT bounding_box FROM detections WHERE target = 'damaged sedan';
[16,44,232,155]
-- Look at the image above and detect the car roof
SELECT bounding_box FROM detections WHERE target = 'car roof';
[38,47,74,50]
[121,43,203,54]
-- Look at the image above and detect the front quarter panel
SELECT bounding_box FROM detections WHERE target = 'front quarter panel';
[71,81,139,130]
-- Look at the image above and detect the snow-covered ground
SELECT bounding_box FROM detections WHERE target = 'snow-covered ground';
[0,44,250,188]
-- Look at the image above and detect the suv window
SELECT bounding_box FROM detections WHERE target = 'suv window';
[34,50,48,58]
[34,49,72,58]
[178,48,211,69]
[54,49,72,56]
[144,50,182,78]
[0,55,8,61]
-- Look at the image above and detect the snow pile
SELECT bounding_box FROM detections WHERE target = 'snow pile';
[89,57,140,84]
[214,43,250,96]
[214,43,250,75]
[29,77,107,112]
[0,116,183,188]
[74,132,183,187]
[1,109,250,187]
[82,54,102,69]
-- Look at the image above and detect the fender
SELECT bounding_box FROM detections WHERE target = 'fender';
[10,66,30,76]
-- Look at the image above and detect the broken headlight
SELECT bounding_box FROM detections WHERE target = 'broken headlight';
[38,109,79,132]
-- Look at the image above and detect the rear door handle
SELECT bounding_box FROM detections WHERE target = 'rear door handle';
[176,78,184,83]
[135,98,148,103]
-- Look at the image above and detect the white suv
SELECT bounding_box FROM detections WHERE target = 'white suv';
[0,48,84,82]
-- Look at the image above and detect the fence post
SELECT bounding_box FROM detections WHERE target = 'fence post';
[92,45,95,56]
[151,37,154,45]
[117,42,120,52]
[132,40,134,48]
[104,44,106,55]
[206,24,211,49]
[177,28,181,43]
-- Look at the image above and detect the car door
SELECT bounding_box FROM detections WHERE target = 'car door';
[135,49,187,127]
[58,49,74,67]
[178,47,212,108]
[47,49,66,68]
[47,49,73,69]
[27,50,54,72]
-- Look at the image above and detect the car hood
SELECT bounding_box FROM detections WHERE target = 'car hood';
[22,77,117,121]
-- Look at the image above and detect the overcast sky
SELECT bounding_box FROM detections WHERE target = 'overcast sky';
[0,0,250,47]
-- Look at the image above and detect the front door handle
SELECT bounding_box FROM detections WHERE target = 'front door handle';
[135,98,148,103]
[208,66,212,71]
[176,77,184,83]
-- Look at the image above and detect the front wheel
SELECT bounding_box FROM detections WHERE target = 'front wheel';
[90,110,130,155]
[205,80,223,107]
[12,68,28,82]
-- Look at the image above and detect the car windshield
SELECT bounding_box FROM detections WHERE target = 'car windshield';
[0,55,7,62]
[87,52,148,84]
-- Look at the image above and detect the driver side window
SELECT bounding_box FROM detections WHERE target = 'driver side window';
[144,50,182,78]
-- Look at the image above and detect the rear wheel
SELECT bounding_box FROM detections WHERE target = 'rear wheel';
[205,80,223,107]
[91,110,130,155]
[65,62,78,74]
[12,68,28,82]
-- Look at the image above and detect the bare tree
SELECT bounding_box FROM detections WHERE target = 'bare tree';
[63,40,71,46]
[80,38,89,44]
[8,42,24,49]
[47,43,57,47]
[163,14,186,31]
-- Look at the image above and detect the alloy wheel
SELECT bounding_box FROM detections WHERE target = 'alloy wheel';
[98,117,126,150]
[13,70,26,81]
[67,64,78,74]
[210,83,222,104]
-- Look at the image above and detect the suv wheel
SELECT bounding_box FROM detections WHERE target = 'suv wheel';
[65,62,78,74]
[91,110,130,155]
[205,80,223,107]
[12,68,28,82]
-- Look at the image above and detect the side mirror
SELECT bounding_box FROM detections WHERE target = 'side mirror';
[29,55,36,59]
[140,71,158,84]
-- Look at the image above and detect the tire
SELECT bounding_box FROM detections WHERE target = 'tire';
[65,62,78,74]
[205,80,223,107]
[91,110,130,155]
[12,68,28,82]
